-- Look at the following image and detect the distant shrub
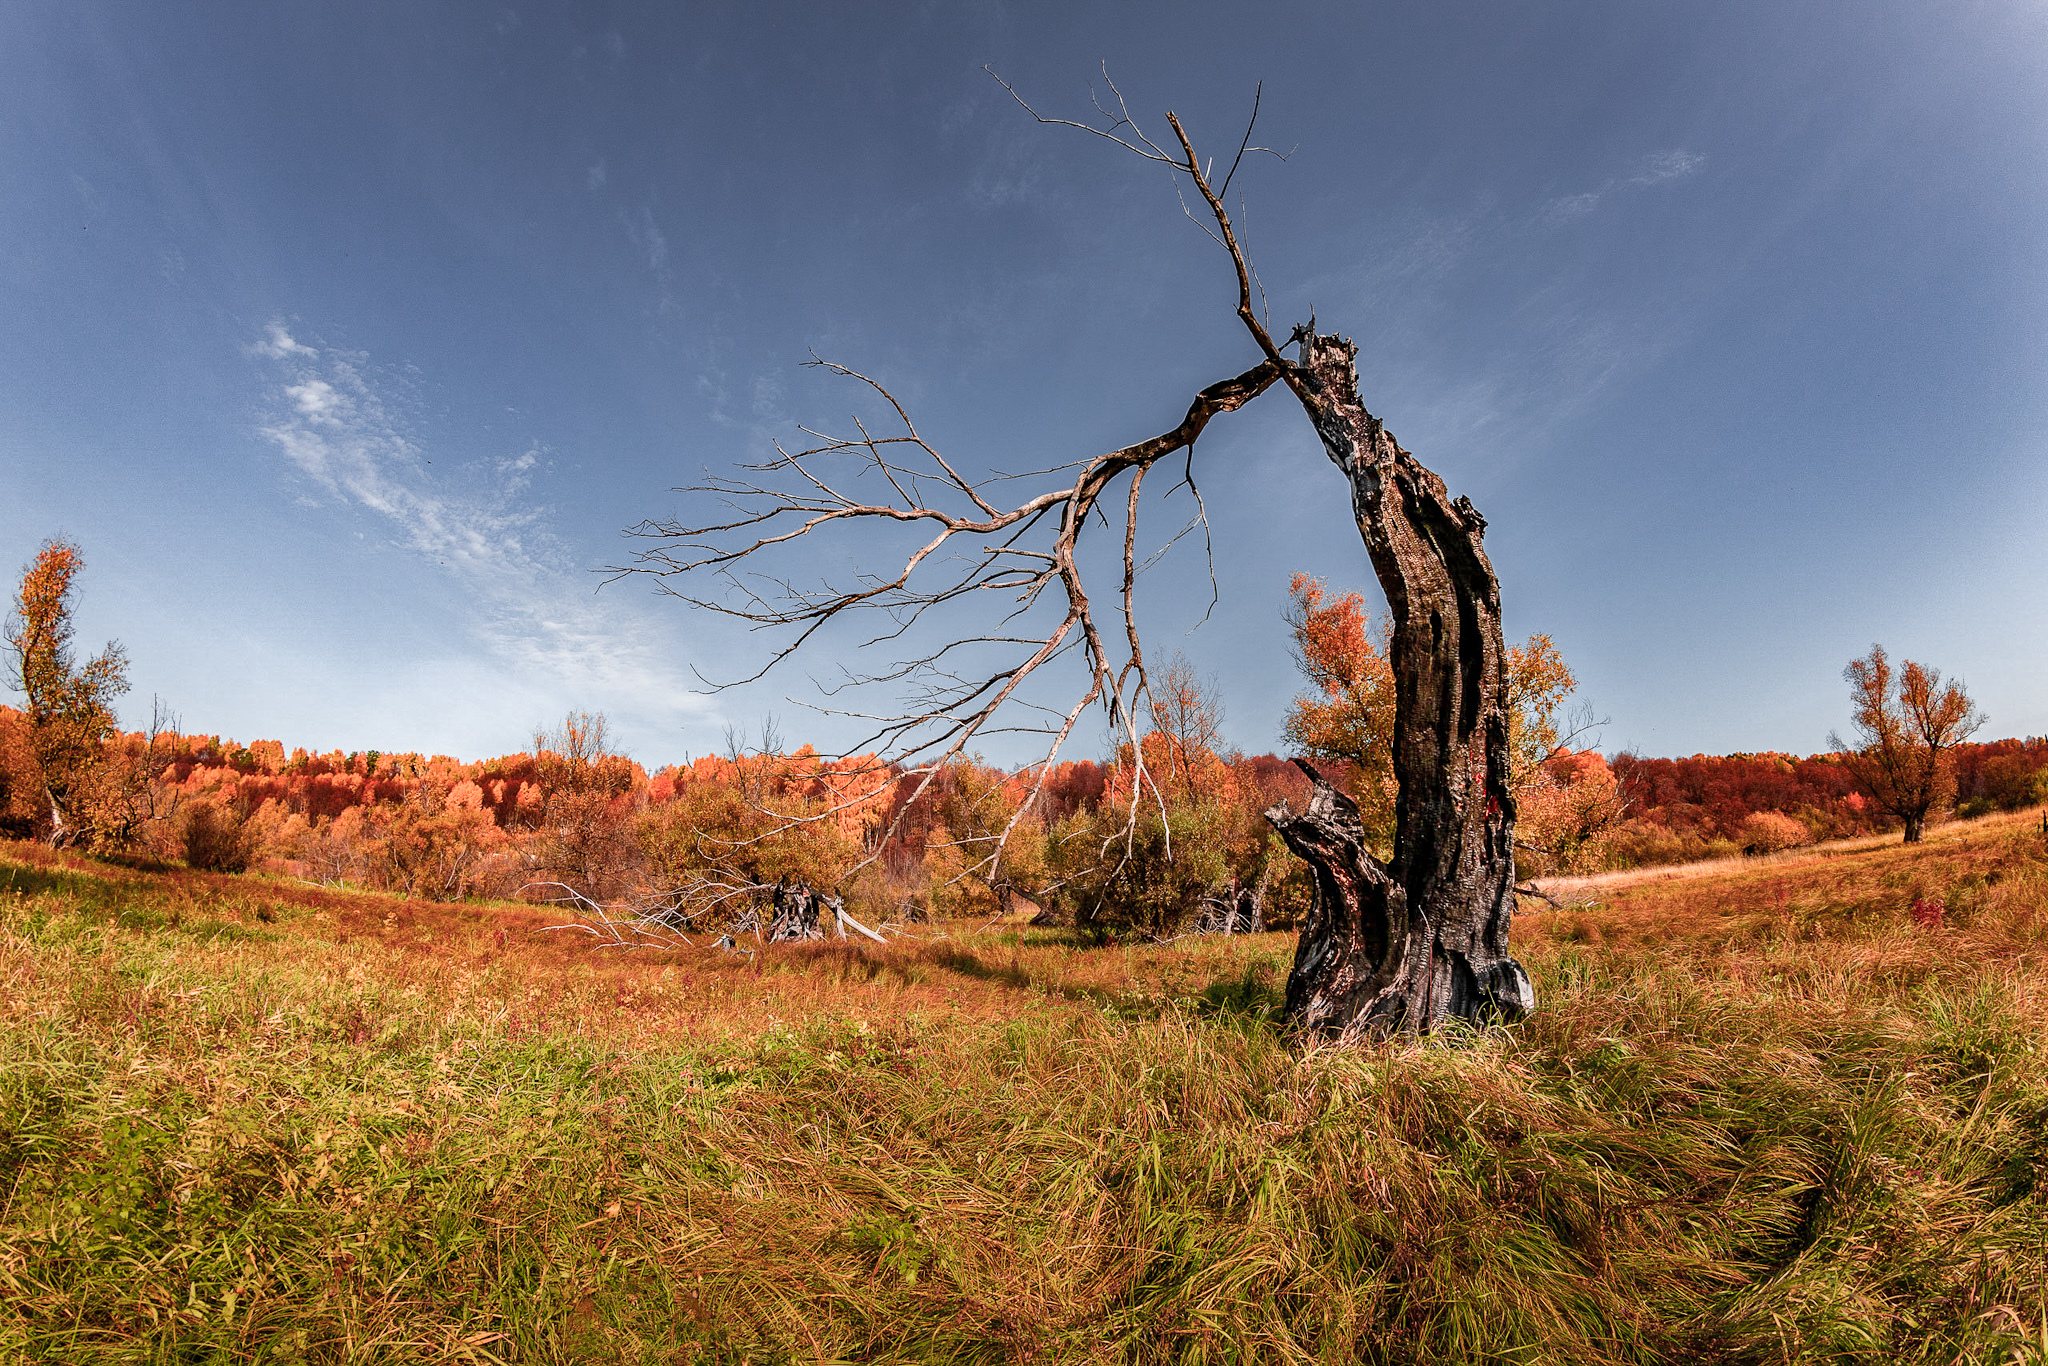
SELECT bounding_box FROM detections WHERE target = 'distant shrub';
[1738,810,1813,854]
[1977,752,2048,812]
[1519,751,1628,876]
[182,801,254,873]
[1043,801,1237,937]
[376,798,508,901]
[1591,819,1739,872]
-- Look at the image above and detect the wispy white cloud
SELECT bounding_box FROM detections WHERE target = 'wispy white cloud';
[1544,190,1604,222]
[252,320,315,359]
[1628,149,1707,187]
[251,323,709,742]
[1544,149,1706,223]
[619,205,677,314]
[1289,163,1711,492]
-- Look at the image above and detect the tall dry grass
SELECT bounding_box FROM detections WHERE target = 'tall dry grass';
[2,817,2047,1363]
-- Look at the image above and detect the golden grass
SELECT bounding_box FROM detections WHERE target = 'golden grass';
[3,820,2048,1364]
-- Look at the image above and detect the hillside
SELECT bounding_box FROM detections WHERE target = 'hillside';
[4,811,2048,1362]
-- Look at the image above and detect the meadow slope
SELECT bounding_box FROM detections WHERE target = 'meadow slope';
[4,812,2048,1364]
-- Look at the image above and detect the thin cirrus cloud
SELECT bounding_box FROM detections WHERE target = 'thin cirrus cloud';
[618,205,678,314]
[249,321,709,738]
[1544,149,1707,223]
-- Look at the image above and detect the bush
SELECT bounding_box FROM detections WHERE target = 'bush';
[1591,818,1740,872]
[181,801,254,873]
[1737,810,1813,854]
[637,769,881,926]
[376,798,507,901]
[1982,754,2048,812]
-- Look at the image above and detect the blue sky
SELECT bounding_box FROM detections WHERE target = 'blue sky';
[3,1,2043,767]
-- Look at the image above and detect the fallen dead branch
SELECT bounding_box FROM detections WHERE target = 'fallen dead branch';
[527,878,887,953]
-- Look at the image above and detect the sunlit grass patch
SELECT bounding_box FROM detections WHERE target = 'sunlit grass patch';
[2,826,2048,1362]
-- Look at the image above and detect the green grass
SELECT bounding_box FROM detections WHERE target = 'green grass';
[3,829,2048,1363]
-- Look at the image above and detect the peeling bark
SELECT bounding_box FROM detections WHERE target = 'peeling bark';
[1264,330,1534,1042]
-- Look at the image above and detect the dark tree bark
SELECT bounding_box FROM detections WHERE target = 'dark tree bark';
[1263,330,1534,1043]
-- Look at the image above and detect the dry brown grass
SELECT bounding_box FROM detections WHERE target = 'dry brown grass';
[1529,807,2048,982]
[0,836,1287,1045]
[5,819,2048,1364]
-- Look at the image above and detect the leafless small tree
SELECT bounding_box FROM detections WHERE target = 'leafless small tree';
[616,72,1535,1041]
[71,695,188,855]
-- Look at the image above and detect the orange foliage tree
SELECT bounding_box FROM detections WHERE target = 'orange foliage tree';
[1516,750,1629,874]
[1283,572,1589,859]
[1145,653,1229,805]
[1280,573,1395,790]
[1502,635,1580,790]
[638,744,897,924]
[4,538,129,846]
[523,711,642,900]
[1832,644,1985,843]
[1037,664,1306,936]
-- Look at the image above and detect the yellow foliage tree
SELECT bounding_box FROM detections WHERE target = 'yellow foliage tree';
[1832,644,1984,843]
[4,538,128,846]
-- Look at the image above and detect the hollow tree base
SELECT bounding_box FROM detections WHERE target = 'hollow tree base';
[1266,764,1532,1044]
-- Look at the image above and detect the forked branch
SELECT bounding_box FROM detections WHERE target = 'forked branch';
[612,71,1305,904]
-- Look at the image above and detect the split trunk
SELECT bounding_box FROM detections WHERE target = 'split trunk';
[1264,330,1534,1043]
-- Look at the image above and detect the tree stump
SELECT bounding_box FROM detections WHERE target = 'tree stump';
[767,879,824,943]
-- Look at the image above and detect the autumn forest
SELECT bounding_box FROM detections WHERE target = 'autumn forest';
[5,539,2041,932]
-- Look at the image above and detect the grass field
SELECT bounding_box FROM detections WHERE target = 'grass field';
[4,812,2048,1364]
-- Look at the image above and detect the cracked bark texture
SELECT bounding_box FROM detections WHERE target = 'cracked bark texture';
[1264,329,1534,1043]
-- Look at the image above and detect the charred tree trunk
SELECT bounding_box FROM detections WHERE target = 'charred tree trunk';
[1264,330,1534,1042]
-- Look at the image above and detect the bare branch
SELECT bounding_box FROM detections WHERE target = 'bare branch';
[608,75,1322,909]
[985,63,1178,165]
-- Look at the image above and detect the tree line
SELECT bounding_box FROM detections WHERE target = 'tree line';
[9,537,2028,939]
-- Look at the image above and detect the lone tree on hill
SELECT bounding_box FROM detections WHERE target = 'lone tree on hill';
[620,76,1534,1043]
[1833,644,1984,844]
[4,537,129,847]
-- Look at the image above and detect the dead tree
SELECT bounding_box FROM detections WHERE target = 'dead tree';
[616,73,1532,1041]
[765,879,887,945]
[1193,877,1262,936]
[767,879,825,943]
[1258,331,1533,1039]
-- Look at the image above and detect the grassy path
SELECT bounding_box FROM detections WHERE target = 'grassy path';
[1539,806,2048,896]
